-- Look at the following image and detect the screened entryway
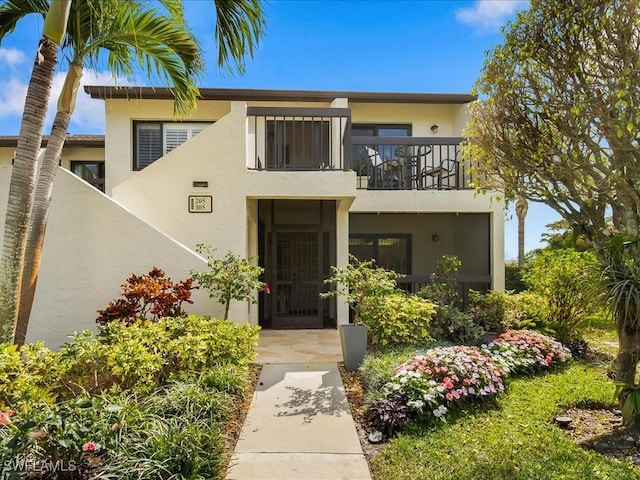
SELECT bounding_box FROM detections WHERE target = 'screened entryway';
[258,200,336,329]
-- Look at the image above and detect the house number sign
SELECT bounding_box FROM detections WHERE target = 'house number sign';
[188,195,212,213]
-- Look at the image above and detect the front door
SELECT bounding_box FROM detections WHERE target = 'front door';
[272,230,323,328]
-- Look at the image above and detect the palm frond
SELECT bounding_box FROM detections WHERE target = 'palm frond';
[602,241,640,332]
[214,0,265,74]
[0,0,48,44]
[86,3,202,117]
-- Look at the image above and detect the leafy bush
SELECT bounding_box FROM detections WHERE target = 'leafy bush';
[0,342,61,410]
[383,345,506,425]
[360,292,435,346]
[104,416,225,480]
[191,244,267,320]
[504,263,528,292]
[483,329,571,375]
[467,290,510,333]
[59,316,259,396]
[419,255,462,306]
[366,395,412,438]
[322,256,399,324]
[523,249,603,343]
[1,395,126,478]
[428,305,485,345]
[96,267,195,325]
[501,291,550,332]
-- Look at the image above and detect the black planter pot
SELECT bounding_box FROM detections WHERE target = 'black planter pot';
[340,323,368,372]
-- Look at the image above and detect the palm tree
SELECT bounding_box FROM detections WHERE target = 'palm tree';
[2,0,265,344]
[6,0,204,344]
[515,195,528,267]
[0,0,71,343]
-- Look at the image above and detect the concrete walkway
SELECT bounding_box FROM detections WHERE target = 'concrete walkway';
[226,360,372,480]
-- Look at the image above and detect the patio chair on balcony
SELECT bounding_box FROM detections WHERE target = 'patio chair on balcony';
[422,158,458,189]
[365,146,402,189]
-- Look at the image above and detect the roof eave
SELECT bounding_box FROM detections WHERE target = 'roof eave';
[83,86,476,104]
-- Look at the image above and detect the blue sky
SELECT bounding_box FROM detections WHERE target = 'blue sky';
[0,0,559,259]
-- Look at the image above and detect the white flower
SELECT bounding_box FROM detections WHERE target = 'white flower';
[433,405,448,418]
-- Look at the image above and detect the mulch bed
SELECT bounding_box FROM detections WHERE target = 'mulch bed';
[338,363,389,462]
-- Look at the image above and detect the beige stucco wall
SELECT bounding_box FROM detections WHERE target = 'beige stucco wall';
[350,102,460,137]
[0,147,15,165]
[112,102,357,325]
[0,165,216,349]
[103,98,230,193]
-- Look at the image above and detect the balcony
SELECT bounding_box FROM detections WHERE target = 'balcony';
[351,137,473,190]
[247,106,351,171]
[247,107,474,191]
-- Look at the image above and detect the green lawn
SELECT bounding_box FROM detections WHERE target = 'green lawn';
[368,364,639,479]
[584,313,619,358]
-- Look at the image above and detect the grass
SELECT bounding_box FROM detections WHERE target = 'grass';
[583,312,619,357]
[369,363,638,479]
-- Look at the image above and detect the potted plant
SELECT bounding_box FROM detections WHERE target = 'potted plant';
[322,256,399,371]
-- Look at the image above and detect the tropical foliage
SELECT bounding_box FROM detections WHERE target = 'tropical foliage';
[463,0,640,387]
[192,244,267,320]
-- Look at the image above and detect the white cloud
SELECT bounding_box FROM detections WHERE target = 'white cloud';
[0,68,127,134]
[455,0,528,32]
[0,47,27,67]
[0,77,28,118]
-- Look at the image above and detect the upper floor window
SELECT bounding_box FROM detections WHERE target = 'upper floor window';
[71,161,105,192]
[352,124,412,137]
[133,122,209,170]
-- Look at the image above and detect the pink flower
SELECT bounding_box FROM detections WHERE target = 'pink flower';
[446,392,454,401]
[442,377,454,390]
[0,410,14,426]
[264,283,271,295]
[82,442,98,453]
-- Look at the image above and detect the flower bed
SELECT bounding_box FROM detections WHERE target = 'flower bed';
[482,329,571,375]
[367,330,572,437]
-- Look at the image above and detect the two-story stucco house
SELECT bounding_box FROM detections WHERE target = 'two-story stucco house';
[0,87,504,347]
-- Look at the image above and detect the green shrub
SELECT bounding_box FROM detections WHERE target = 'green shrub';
[467,290,509,333]
[192,244,267,320]
[502,291,550,332]
[58,316,259,396]
[165,316,259,370]
[504,263,528,292]
[0,342,61,410]
[322,256,399,324]
[360,292,435,346]
[429,305,485,345]
[523,249,603,342]
[1,395,127,478]
[419,255,462,306]
[104,417,226,480]
[148,378,236,424]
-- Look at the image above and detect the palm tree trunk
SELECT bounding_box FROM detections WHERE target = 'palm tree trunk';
[0,38,57,343]
[15,62,82,345]
[15,110,71,344]
[516,196,528,267]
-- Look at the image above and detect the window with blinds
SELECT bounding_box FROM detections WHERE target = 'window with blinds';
[133,122,209,170]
